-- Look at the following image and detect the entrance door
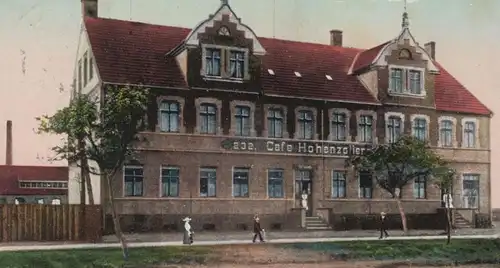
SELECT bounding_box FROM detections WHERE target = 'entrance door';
[462,175,479,209]
[295,169,313,216]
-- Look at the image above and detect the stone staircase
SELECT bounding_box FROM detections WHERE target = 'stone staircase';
[305,216,331,230]
[454,210,473,228]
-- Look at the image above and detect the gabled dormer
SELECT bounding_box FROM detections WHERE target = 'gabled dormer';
[167,0,266,92]
[351,11,440,107]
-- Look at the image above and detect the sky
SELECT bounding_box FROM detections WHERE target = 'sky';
[0,0,498,204]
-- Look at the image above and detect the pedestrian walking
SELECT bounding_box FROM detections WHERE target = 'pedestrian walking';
[182,217,194,245]
[252,214,265,243]
[379,212,389,239]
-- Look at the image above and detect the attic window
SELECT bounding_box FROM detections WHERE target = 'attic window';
[217,26,230,36]
[294,71,302,77]
[398,49,412,60]
[268,69,275,75]
[325,74,333,80]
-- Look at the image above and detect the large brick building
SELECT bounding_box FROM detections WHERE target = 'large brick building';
[75,0,492,231]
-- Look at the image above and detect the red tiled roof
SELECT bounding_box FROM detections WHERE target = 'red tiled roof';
[0,165,68,196]
[84,17,491,115]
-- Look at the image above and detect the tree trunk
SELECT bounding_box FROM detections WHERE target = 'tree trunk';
[396,198,408,234]
[105,171,128,260]
[446,208,452,244]
[82,156,95,205]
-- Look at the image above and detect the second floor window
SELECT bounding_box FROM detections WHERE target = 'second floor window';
[124,166,143,197]
[200,103,217,134]
[358,115,373,143]
[413,118,427,141]
[463,121,476,148]
[235,106,250,136]
[267,108,284,138]
[440,120,453,147]
[159,101,180,132]
[387,116,402,143]
[408,70,422,94]
[205,48,221,76]
[331,112,347,141]
[161,166,179,197]
[229,51,245,79]
[77,59,82,91]
[390,68,403,93]
[297,110,314,140]
[83,52,88,86]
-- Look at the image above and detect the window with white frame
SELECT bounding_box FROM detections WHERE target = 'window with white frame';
[199,103,217,134]
[439,120,454,147]
[463,121,476,148]
[235,106,251,136]
[77,59,82,91]
[413,174,426,199]
[359,171,372,199]
[89,55,94,80]
[331,112,347,141]
[205,48,221,77]
[389,66,424,96]
[202,45,248,80]
[387,116,402,143]
[358,115,373,143]
[229,50,245,79]
[200,167,216,197]
[412,117,427,141]
[390,68,404,93]
[268,169,284,198]
[123,166,143,197]
[233,168,249,197]
[297,110,314,140]
[462,174,479,209]
[159,101,180,132]
[332,171,346,198]
[161,166,179,197]
[267,108,284,138]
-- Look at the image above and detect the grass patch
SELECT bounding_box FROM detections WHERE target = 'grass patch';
[0,246,211,268]
[282,239,500,265]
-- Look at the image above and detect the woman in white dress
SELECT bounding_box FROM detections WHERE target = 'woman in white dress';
[301,190,308,211]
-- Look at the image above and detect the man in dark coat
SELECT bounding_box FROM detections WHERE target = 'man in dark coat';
[379,212,389,239]
[252,215,265,243]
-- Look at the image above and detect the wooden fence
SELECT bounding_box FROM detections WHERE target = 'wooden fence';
[0,204,102,242]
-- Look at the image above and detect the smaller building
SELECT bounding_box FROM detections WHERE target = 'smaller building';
[0,165,69,204]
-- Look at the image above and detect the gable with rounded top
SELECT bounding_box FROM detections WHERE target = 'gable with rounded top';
[184,4,266,55]
[372,28,439,73]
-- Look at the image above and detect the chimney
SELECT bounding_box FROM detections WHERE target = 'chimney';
[424,41,436,60]
[330,30,343,47]
[81,0,98,18]
[6,120,12,165]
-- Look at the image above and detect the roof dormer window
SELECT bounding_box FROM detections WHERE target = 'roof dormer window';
[201,44,249,82]
[388,65,425,97]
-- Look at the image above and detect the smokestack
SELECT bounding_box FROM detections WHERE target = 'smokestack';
[330,30,343,47]
[6,120,12,165]
[424,41,436,60]
[81,0,98,18]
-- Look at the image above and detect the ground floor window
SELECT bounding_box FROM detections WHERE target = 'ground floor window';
[359,171,372,199]
[462,174,479,208]
[200,167,216,197]
[161,166,180,197]
[233,168,249,197]
[295,169,311,198]
[413,174,427,199]
[268,169,284,198]
[124,166,144,197]
[332,171,346,198]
